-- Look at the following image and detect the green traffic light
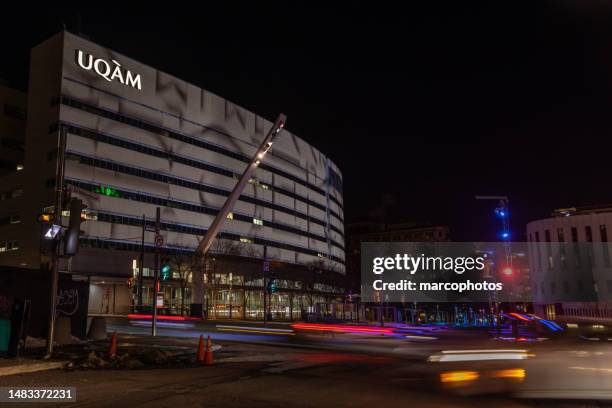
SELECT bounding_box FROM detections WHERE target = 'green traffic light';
[161,264,171,280]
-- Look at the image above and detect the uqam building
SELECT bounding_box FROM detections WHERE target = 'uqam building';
[0,31,347,321]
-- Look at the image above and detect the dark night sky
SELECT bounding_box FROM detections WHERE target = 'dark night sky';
[3,2,612,241]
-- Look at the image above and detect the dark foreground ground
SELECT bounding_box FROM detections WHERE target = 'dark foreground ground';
[2,337,611,408]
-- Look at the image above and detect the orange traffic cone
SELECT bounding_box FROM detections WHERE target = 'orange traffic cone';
[196,334,205,364]
[108,331,118,358]
[204,335,214,365]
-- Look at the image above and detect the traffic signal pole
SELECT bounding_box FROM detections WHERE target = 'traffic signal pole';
[44,126,67,359]
[138,214,145,310]
[152,207,160,337]
[263,246,267,326]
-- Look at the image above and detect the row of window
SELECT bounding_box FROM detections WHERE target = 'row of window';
[0,240,19,253]
[55,93,344,208]
[65,178,345,250]
[0,188,22,201]
[530,225,611,270]
[64,152,345,239]
[80,230,345,265]
[60,123,343,223]
[94,211,343,261]
[529,225,609,244]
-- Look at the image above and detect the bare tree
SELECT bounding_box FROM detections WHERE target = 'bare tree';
[168,245,204,316]
[208,239,244,318]
[305,258,341,320]
[237,244,261,319]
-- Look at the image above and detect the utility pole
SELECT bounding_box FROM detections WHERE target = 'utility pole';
[152,207,161,336]
[475,195,511,326]
[263,245,268,326]
[44,126,67,358]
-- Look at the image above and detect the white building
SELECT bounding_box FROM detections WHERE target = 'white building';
[527,205,612,323]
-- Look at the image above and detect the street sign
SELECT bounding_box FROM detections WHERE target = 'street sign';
[154,234,164,247]
[44,225,62,239]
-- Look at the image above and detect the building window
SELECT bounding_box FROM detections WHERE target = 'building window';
[545,229,554,270]
[601,225,611,268]
[0,240,19,253]
[571,227,581,268]
[226,212,233,220]
[557,227,566,269]
[535,231,542,270]
[586,226,595,267]
[9,215,21,224]
[239,237,252,244]
[563,281,570,294]
[253,218,263,226]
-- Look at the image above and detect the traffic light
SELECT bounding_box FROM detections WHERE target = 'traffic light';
[160,259,171,281]
[267,279,278,294]
[126,277,136,293]
[65,198,87,256]
[38,212,54,223]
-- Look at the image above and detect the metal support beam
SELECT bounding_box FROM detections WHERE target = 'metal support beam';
[191,114,286,311]
[196,114,286,256]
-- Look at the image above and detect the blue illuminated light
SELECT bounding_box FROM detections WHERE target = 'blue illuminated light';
[495,208,507,218]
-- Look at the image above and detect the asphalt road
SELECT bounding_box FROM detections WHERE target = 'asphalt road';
[0,341,559,408]
[5,319,612,407]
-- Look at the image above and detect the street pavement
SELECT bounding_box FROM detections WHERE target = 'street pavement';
[0,341,538,408]
[3,319,612,407]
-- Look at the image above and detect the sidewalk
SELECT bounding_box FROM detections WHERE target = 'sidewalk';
[0,357,66,377]
[0,333,223,377]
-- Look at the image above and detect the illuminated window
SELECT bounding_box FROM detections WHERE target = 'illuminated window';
[1,240,19,252]
[226,212,234,220]
[240,237,252,244]
[261,184,269,190]
[253,218,263,226]
[9,215,21,224]
[16,164,23,171]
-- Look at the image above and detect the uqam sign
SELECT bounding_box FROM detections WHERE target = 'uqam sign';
[75,49,142,90]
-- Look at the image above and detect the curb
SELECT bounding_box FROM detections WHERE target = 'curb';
[0,361,66,377]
